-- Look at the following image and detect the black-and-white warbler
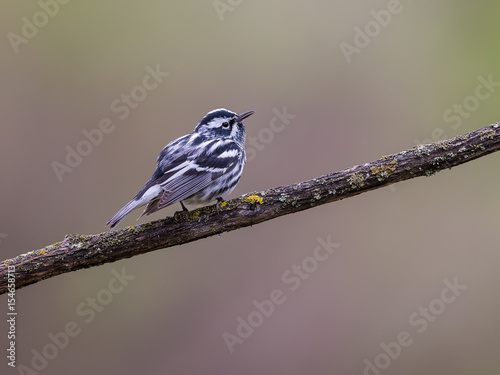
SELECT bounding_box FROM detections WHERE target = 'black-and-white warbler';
[106,108,254,228]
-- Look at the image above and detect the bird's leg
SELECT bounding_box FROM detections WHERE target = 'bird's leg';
[172,201,190,222]
[180,201,189,212]
[216,197,226,214]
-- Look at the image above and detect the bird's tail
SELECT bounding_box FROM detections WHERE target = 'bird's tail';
[106,185,163,228]
[106,198,143,228]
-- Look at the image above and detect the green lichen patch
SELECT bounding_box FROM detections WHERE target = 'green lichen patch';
[312,189,322,201]
[370,159,397,179]
[348,172,366,188]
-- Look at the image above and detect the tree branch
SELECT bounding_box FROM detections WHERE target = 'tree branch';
[2,123,500,294]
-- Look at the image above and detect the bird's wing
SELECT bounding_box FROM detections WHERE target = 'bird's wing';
[142,139,242,215]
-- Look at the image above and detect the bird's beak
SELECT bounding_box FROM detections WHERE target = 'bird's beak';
[238,110,255,122]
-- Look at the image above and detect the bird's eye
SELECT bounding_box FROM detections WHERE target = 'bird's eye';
[222,122,230,129]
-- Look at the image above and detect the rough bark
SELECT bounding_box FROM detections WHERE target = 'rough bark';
[1,123,499,294]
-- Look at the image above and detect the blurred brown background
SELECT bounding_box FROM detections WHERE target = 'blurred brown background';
[1,1,500,374]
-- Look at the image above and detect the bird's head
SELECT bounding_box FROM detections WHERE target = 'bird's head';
[194,108,254,144]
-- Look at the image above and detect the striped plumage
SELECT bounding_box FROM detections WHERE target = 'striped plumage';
[106,108,254,228]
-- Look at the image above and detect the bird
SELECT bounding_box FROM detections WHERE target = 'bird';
[106,108,254,228]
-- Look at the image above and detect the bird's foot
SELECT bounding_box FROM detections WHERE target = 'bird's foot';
[216,197,226,214]
[180,201,189,212]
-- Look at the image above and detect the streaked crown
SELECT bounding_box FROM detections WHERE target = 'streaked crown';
[194,108,254,145]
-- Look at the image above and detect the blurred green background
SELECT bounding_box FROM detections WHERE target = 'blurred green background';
[1,1,500,374]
